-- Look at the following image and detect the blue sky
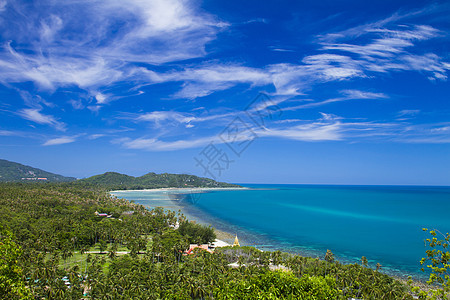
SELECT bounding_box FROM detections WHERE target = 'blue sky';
[0,0,449,185]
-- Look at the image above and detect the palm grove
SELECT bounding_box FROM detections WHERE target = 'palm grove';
[0,183,448,299]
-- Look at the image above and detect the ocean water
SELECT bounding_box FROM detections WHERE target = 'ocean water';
[112,184,450,279]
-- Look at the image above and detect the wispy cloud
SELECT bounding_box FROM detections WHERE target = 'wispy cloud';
[42,136,76,146]
[317,24,449,80]
[392,122,450,143]
[124,109,241,130]
[116,135,219,151]
[283,89,387,111]
[263,22,448,98]
[398,109,420,117]
[88,134,107,140]
[0,1,448,108]
[135,111,195,128]
[17,108,65,131]
[316,7,430,42]
[256,122,342,141]
[138,63,271,99]
[155,18,448,98]
[1,1,450,152]
[0,0,226,101]
[113,108,450,151]
[116,114,345,151]
[321,25,440,58]
[0,0,7,12]
[0,129,15,136]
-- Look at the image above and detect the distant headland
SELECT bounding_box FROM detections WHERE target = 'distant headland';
[0,158,241,190]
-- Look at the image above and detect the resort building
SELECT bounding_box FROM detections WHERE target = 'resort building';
[185,244,213,255]
[94,211,109,217]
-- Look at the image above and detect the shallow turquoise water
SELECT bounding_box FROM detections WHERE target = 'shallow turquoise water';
[112,184,450,279]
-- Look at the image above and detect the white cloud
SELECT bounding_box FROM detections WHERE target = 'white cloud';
[317,8,429,43]
[431,126,450,133]
[398,109,420,117]
[267,55,365,96]
[273,119,305,124]
[127,109,240,129]
[270,48,294,52]
[115,110,450,152]
[40,15,63,43]
[393,122,450,143]
[1,44,124,91]
[174,82,234,99]
[149,63,271,99]
[340,90,388,99]
[135,111,195,127]
[321,24,440,59]
[367,25,440,41]
[68,99,84,110]
[335,118,450,144]
[94,93,106,104]
[117,114,346,151]
[0,0,7,12]
[267,64,311,96]
[42,136,76,146]
[0,129,14,136]
[0,1,448,108]
[118,135,219,151]
[118,122,343,152]
[283,89,387,111]
[319,112,342,121]
[318,24,449,80]
[0,0,226,101]
[88,134,107,140]
[256,122,342,141]
[17,108,65,131]
[145,20,448,99]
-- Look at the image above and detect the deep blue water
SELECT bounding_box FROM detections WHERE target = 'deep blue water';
[112,184,450,279]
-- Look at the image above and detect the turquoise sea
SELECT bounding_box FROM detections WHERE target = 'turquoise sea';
[111,184,450,279]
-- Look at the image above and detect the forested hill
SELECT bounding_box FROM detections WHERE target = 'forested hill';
[0,158,240,189]
[77,171,241,189]
[0,159,76,182]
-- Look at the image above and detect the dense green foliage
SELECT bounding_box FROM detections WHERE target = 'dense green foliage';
[88,253,339,299]
[410,228,450,299]
[77,171,242,190]
[0,159,76,182]
[178,221,216,244]
[0,182,438,299]
[0,226,32,299]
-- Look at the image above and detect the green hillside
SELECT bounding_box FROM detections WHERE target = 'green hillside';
[0,159,76,182]
[78,172,135,186]
[78,171,241,190]
[0,159,240,189]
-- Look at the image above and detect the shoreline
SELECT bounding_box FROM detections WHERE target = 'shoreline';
[110,188,431,285]
[110,187,250,193]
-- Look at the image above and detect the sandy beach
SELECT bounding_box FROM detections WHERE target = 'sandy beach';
[110,187,249,246]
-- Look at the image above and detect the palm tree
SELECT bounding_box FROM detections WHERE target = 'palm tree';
[324,249,335,263]
[108,242,118,260]
[97,239,107,254]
